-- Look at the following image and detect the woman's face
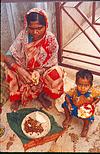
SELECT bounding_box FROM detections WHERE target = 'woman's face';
[28,21,46,41]
[76,78,91,94]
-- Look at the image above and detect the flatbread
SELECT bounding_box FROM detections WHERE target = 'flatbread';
[21,111,51,138]
[78,104,94,118]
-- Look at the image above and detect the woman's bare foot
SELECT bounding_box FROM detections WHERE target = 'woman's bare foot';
[10,101,21,112]
[81,125,89,137]
[38,92,52,110]
[41,99,52,110]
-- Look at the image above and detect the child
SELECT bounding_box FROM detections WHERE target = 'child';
[62,69,100,137]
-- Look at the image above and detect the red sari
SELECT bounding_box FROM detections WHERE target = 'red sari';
[5,8,64,106]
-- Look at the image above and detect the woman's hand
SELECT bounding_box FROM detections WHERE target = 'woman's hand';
[32,70,40,85]
[17,66,33,84]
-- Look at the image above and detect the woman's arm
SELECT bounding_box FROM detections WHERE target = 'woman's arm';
[1,52,32,84]
[1,53,16,68]
[2,30,34,84]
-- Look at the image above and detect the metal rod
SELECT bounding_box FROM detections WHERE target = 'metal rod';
[75,6,100,37]
[63,16,100,48]
[75,1,83,8]
[62,7,100,53]
[63,49,100,59]
[62,56,100,67]
[92,1,96,24]
[55,2,63,63]
[93,22,100,26]
[59,63,100,76]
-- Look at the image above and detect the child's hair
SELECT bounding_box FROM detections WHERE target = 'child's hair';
[76,69,93,86]
[26,12,46,26]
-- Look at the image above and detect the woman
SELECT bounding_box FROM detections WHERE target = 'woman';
[1,8,64,111]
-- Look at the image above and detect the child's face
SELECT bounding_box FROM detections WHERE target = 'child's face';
[77,77,91,94]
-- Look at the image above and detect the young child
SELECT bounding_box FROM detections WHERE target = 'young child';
[62,69,100,137]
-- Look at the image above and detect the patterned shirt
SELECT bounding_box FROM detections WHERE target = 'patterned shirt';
[66,86,100,107]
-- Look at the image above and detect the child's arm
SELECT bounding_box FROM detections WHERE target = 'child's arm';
[65,95,73,111]
[65,88,76,110]
[73,95,90,108]
[92,97,100,106]
[91,87,100,106]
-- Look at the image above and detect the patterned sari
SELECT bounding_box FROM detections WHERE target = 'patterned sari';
[5,8,64,106]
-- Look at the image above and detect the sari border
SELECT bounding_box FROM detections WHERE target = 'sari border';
[23,129,65,151]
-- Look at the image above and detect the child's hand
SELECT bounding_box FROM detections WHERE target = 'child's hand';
[74,95,90,107]
[65,96,73,111]
[92,98,100,106]
[68,103,73,111]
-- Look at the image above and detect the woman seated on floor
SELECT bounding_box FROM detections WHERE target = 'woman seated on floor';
[1,8,64,111]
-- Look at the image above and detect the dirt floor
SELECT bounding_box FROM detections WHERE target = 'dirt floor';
[0,67,100,152]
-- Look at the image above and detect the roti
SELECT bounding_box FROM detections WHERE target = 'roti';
[78,104,94,119]
[21,111,51,138]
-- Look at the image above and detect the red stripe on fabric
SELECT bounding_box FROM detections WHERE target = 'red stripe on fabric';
[34,61,40,68]
[28,94,33,100]
[43,86,63,99]
[11,63,20,72]
[0,107,2,114]
[6,75,13,83]
[42,40,51,65]
[10,94,21,102]
[27,58,35,69]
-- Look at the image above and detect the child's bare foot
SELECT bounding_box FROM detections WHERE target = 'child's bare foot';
[81,125,89,137]
[62,116,72,129]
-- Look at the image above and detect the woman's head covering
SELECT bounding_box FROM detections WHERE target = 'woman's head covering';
[24,8,48,30]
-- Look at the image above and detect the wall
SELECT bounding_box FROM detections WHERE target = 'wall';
[1,2,57,53]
